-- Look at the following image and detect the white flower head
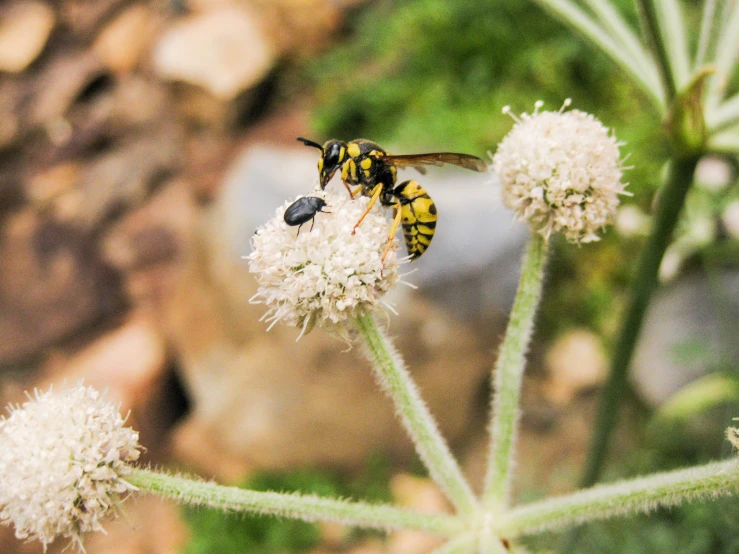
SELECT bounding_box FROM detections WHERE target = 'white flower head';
[493,100,627,243]
[248,186,401,338]
[0,384,141,550]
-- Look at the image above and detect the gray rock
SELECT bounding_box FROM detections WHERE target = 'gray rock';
[631,270,739,406]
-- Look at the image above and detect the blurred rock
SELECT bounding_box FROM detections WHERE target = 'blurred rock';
[0,78,21,149]
[153,6,275,100]
[29,51,106,128]
[632,270,739,406]
[52,126,183,229]
[543,329,607,405]
[387,474,448,554]
[102,178,197,309]
[93,5,161,74]
[0,1,55,73]
[40,314,173,455]
[0,210,123,367]
[83,495,187,554]
[60,0,127,37]
[27,162,81,205]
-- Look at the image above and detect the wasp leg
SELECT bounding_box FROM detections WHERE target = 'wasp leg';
[340,180,354,197]
[381,202,403,262]
[349,185,362,199]
[352,184,383,234]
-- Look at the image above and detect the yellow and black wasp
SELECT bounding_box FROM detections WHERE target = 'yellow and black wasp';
[292,137,487,261]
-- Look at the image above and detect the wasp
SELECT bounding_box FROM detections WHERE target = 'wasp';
[283,196,329,233]
[295,137,487,260]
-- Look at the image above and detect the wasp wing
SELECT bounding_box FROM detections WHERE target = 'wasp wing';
[384,153,488,173]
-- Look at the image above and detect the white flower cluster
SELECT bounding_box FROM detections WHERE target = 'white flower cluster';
[0,384,141,549]
[248,187,400,337]
[493,101,627,243]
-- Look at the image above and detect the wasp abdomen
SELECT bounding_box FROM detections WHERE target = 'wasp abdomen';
[394,180,438,259]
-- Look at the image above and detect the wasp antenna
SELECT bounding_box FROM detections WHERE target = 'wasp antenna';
[297,137,324,151]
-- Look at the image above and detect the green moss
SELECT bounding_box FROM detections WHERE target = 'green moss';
[182,458,392,554]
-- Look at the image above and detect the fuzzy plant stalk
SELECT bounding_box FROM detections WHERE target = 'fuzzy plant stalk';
[483,100,628,515]
[126,467,464,536]
[483,231,548,509]
[496,457,739,538]
[354,311,479,517]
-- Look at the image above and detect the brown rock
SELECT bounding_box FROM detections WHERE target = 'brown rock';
[152,7,275,100]
[0,1,55,73]
[27,162,82,205]
[387,474,448,554]
[0,78,22,149]
[29,52,106,128]
[40,314,172,458]
[59,0,127,37]
[543,329,607,405]
[52,126,183,229]
[93,5,161,74]
[0,210,124,367]
[102,178,197,309]
[82,495,187,554]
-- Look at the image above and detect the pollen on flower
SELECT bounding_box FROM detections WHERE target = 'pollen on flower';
[0,384,141,550]
[492,100,627,243]
[247,187,401,338]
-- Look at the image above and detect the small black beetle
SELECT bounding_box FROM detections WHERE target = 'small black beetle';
[283,196,329,233]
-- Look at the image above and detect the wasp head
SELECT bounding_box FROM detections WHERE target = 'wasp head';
[297,137,347,189]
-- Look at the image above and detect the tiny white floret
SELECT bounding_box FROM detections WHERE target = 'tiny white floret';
[248,187,400,338]
[492,100,627,243]
[0,384,141,550]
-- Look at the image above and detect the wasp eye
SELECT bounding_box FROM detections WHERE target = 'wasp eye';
[324,142,342,167]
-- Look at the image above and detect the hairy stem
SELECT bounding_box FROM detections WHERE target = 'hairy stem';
[355,312,478,517]
[581,155,700,488]
[498,459,739,537]
[127,468,464,536]
[483,232,549,509]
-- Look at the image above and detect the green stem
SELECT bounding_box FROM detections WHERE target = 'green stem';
[127,468,464,537]
[483,232,549,509]
[581,156,700,488]
[532,0,665,110]
[497,459,739,537]
[636,0,678,101]
[354,312,478,517]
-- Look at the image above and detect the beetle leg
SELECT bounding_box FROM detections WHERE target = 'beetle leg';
[352,184,383,234]
[381,202,403,262]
